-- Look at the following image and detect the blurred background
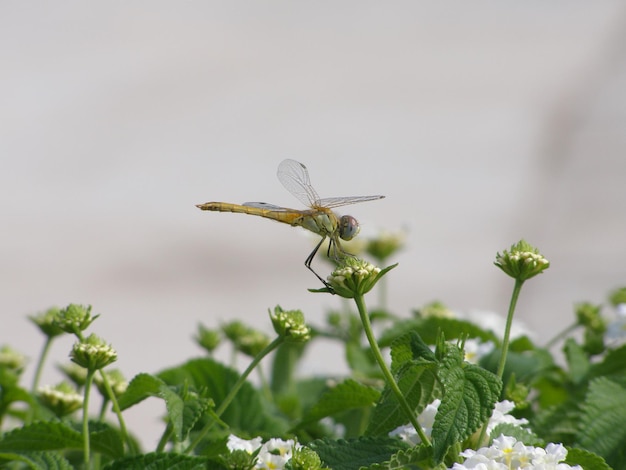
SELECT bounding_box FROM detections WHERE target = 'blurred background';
[2,1,625,447]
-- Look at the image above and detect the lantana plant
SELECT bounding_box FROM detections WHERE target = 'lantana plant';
[0,237,622,469]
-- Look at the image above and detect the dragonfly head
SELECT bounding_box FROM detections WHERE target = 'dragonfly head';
[338,215,360,241]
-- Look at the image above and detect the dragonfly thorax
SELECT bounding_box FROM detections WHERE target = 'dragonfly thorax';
[338,215,360,241]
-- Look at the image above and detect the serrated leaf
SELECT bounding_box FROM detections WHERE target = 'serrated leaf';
[0,451,73,470]
[565,447,612,470]
[379,316,499,349]
[432,345,501,463]
[158,358,287,435]
[589,343,626,381]
[0,421,123,458]
[366,362,440,436]
[309,437,408,470]
[301,379,380,424]
[117,373,167,410]
[578,377,626,468]
[389,331,436,373]
[103,452,209,470]
[363,443,432,470]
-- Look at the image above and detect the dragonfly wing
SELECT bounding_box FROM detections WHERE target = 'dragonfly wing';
[277,159,321,208]
[316,195,385,209]
[242,202,292,211]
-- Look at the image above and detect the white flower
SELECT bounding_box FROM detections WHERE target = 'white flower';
[226,434,263,454]
[486,400,528,434]
[463,339,495,364]
[389,399,440,445]
[256,438,300,470]
[450,436,582,470]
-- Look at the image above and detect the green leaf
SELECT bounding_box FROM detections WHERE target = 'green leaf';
[432,344,501,463]
[0,451,73,470]
[379,316,499,349]
[577,377,626,468]
[564,447,612,470]
[589,343,626,382]
[309,437,408,470]
[364,443,432,470]
[118,373,212,442]
[117,373,167,410]
[270,341,306,396]
[563,338,590,384]
[389,331,436,373]
[103,452,210,470]
[301,379,380,425]
[366,362,440,437]
[158,358,287,435]
[0,421,123,458]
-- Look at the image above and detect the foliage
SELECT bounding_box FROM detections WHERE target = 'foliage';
[0,239,623,469]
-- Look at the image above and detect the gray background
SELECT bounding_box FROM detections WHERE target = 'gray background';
[2,2,625,447]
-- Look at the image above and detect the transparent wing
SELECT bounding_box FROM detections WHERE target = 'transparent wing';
[277,159,321,208]
[316,195,385,209]
[242,202,293,212]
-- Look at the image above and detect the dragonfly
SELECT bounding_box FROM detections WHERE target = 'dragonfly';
[196,159,385,288]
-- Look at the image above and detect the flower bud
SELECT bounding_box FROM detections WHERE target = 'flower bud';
[55,304,100,335]
[494,240,549,281]
[194,323,221,354]
[70,334,117,371]
[29,307,65,339]
[94,368,128,398]
[365,229,406,263]
[323,258,396,299]
[38,381,83,417]
[270,306,311,343]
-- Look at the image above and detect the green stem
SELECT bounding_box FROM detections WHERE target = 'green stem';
[354,294,430,445]
[83,370,96,467]
[31,337,54,394]
[545,322,578,349]
[98,370,131,455]
[496,279,524,380]
[477,278,525,447]
[156,422,174,453]
[184,336,285,454]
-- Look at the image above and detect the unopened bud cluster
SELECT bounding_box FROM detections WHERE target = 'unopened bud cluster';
[270,306,311,343]
[494,240,549,281]
[70,334,117,371]
[327,257,382,298]
[55,304,100,335]
[38,382,83,417]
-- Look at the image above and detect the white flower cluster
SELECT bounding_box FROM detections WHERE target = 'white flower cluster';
[605,303,626,347]
[227,434,300,469]
[389,400,528,446]
[450,435,582,470]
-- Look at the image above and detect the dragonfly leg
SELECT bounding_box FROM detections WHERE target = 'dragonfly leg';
[305,237,335,293]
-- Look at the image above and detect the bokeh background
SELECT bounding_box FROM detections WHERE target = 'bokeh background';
[3,1,626,447]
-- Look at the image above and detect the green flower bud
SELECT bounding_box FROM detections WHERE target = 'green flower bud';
[55,304,100,335]
[320,257,397,299]
[194,323,221,354]
[223,321,270,357]
[494,240,549,281]
[94,368,128,398]
[365,229,406,263]
[38,381,83,417]
[270,306,312,343]
[575,302,606,333]
[29,307,65,339]
[70,334,117,371]
[0,345,27,372]
[287,446,328,470]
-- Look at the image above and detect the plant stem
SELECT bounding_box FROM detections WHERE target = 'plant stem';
[184,336,285,454]
[98,369,132,455]
[83,369,95,467]
[31,337,54,394]
[496,279,524,380]
[545,322,578,349]
[354,294,430,445]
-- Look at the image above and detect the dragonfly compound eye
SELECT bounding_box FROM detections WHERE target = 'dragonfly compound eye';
[339,215,360,241]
